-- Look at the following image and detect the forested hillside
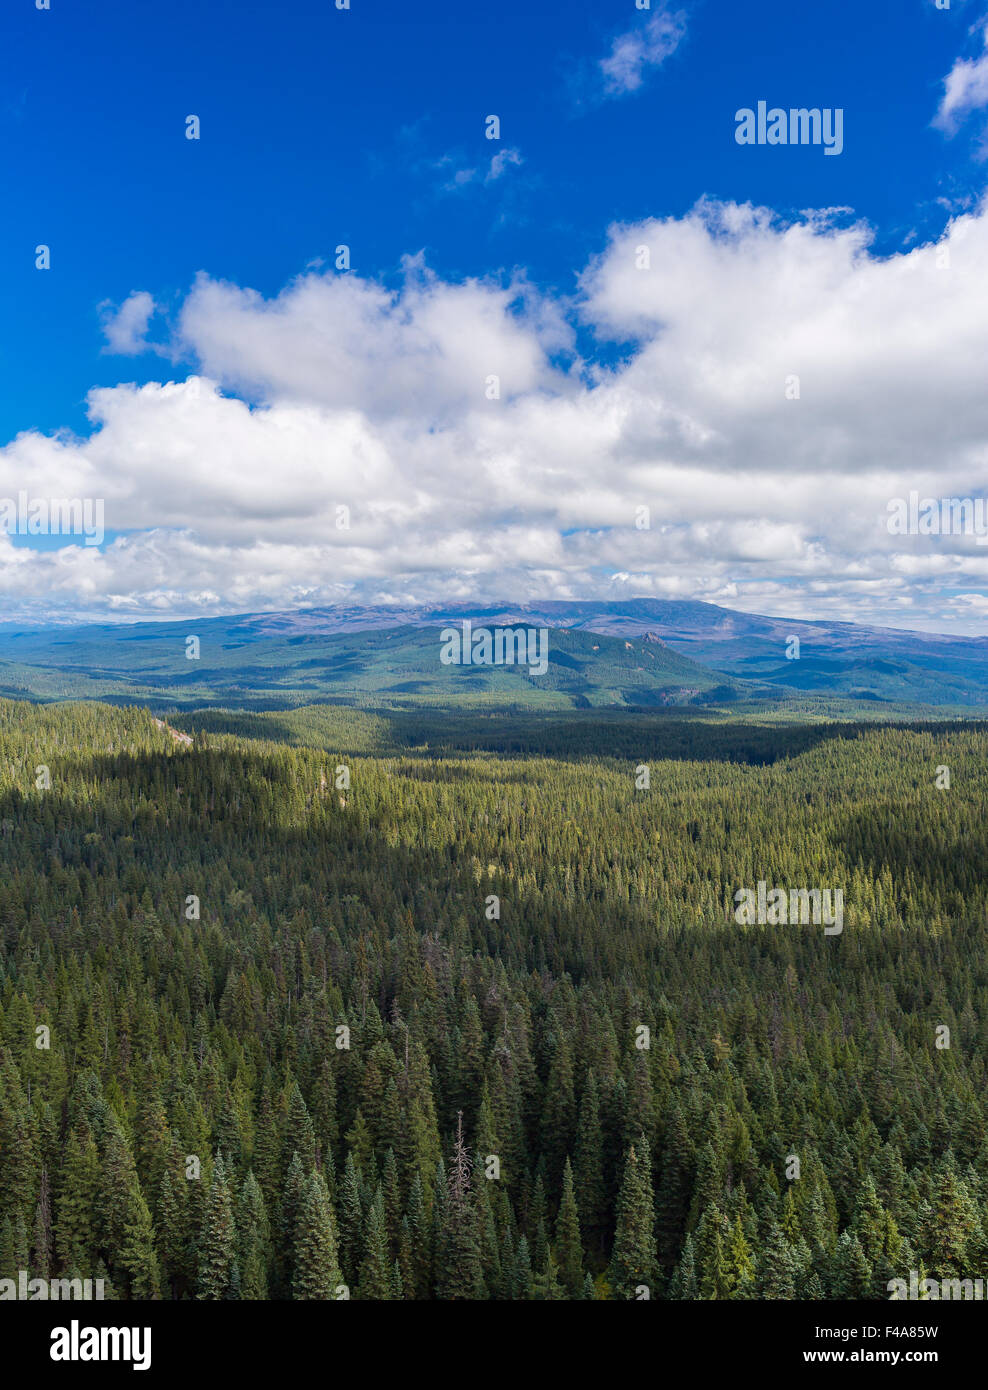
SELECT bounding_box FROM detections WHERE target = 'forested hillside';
[4,599,987,707]
[1,698,987,1299]
[0,622,737,712]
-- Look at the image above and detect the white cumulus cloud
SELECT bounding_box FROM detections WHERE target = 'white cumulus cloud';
[934,19,988,135]
[2,197,988,631]
[99,291,157,355]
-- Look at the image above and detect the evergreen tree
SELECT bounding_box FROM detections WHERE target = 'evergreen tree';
[435,1114,483,1300]
[357,1190,391,1300]
[236,1171,270,1300]
[292,1172,343,1300]
[831,1229,873,1300]
[610,1135,657,1299]
[757,1223,799,1300]
[555,1158,584,1297]
[197,1156,236,1300]
[30,1167,52,1279]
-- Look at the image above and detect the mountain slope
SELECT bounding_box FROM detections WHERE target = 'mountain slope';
[0,620,739,711]
[0,598,985,709]
[231,598,988,706]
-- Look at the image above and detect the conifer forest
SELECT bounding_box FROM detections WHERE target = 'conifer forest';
[2,697,987,1303]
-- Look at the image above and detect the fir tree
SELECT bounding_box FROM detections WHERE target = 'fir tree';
[610,1135,657,1299]
[292,1172,343,1300]
[435,1113,483,1300]
[358,1190,391,1300]
[236,1171,270,1300]
[555,1158,584,1297]
[197,1156,236,1300]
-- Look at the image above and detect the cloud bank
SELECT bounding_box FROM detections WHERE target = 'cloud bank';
[3,197,988,631]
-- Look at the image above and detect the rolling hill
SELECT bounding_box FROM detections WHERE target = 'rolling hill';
[0,598,985,711]
[0,618,739,711]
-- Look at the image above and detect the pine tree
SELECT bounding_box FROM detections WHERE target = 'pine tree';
[555,1158,584,1297]
[96,1125,159,1297]
[358,1189,391,1300]
[435,1113,483,1300]
[923,1155,980,1277]
[514,1234,533,1299]
[119,1185,161,1300]
[30,1167,53,1279]
[695,1203,730,1300]
[338,1152,364,1284]
[279,1150,307,1279]
[757,1223,798,1300]
[541,1036,576,1191]
[610,1135,657,1299]
[655,1100,694,1270]
[574,1071,607,1259]
[157,1160,192,1297]
[831,1229,873,1299]
[197,1155,236,1300]
[669,1232,699,1299]
[292,1172,343,1300]
[726,1212,756,1299]
[406,1169,430,1298]
[236,1171,270,1300]
[284,1083,316,1174]
[56,1128,99,1275]
[0,1217,16,1281]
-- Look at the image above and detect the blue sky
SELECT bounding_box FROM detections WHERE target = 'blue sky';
[2,0,988,629]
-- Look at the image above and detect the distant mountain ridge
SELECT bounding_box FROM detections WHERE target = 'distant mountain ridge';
[0,613,737,712]
[192,598,988,707]
[190,595,985,650]
[0,598,985,709]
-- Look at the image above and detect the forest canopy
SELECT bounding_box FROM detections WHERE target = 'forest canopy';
[1,698,986,1300]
